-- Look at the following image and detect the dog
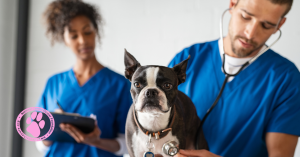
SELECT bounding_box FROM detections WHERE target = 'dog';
[124,50,208,157]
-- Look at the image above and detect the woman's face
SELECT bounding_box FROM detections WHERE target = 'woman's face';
[63,15,97,60]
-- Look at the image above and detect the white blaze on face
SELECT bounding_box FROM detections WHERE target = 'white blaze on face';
[135,67,168,112]
[146,67,159,88]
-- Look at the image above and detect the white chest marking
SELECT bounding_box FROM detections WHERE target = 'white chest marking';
[137,108,171,132]
[132,130,179,157]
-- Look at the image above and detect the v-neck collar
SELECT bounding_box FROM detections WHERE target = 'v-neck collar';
[218,39,253,67]
[68,67,107,92]
[211,40,270,93]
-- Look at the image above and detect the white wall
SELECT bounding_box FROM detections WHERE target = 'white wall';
[24,0,300,157]
[0,0,17,157]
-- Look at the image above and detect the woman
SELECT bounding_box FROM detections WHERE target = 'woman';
[35,0,132,156]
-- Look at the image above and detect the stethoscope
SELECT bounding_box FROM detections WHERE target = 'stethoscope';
[195,8,282,149]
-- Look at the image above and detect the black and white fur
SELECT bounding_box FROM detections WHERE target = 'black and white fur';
[124,50,208,157]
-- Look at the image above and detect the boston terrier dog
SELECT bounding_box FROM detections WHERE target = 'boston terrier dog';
[124,50,208,157]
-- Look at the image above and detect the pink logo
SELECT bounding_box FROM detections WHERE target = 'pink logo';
[16,107,55,141]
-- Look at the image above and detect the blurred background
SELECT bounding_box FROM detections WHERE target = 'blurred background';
[0,0,299,157]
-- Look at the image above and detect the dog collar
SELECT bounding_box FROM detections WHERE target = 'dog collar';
[133,106,176,140]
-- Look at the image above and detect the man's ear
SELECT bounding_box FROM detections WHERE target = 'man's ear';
[124,49,141,81]
[275,17,286,33]
[172,55,190,85]
[229,0,239,8]
[229,0,238,14]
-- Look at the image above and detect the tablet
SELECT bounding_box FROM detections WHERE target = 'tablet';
[41,112,95,143]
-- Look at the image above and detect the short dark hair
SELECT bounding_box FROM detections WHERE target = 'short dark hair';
[269,0,293,17]
[236,0,293,17]
[43,0,103,45]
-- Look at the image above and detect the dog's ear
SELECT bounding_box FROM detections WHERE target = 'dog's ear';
[172,55,190,85]
[124,49,141,81]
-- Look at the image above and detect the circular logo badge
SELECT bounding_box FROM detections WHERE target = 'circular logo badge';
[15,107,55,141]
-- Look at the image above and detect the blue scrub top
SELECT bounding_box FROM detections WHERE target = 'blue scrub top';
[168,40,300,157]
[37,67,132,157]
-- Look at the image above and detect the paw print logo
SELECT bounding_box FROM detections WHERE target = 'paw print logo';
[16,107,54,141]
[26,111,45,137]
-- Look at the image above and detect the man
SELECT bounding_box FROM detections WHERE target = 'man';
[169,0,300,156]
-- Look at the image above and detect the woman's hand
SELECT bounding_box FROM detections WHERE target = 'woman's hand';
[60,121,121,153]
[175,149,221,157]
[42,140,53,146]
[42,108,64,146]
[59,121,101,146]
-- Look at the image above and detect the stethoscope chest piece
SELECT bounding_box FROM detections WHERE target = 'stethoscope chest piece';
[162,141,179,156]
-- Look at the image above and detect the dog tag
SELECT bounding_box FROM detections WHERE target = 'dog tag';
[143,151,154,157]
[144,142,155,157]
[144,134,155,157]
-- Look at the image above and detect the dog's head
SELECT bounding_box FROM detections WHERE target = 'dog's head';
[124,49,190,114]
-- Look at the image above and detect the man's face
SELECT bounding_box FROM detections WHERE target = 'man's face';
[228,0,287,57]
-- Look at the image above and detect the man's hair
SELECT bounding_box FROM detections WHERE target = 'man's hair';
[236,0,293,17]
[271,0,293,17]
[43,0,103,45]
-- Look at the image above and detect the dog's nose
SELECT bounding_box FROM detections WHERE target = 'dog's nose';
[145,89,158,98]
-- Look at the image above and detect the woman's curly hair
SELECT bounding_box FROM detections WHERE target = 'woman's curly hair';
[43,0,103,45]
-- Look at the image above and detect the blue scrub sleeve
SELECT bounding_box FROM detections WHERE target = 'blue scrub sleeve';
[266,69,300,136]
[168,46,192,68]
[116,81,133,134]
[36,79,51,110]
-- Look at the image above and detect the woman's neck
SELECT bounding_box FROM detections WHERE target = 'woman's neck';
[73,56,104,86]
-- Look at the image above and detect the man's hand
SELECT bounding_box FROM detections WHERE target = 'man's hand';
[60,121,101,146]
[175,149,221,157]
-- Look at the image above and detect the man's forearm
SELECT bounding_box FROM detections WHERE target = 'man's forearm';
[266,133,298,157]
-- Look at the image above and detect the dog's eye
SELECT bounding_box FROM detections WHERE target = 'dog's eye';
[163,83,173,90]
[134,82,141,88]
